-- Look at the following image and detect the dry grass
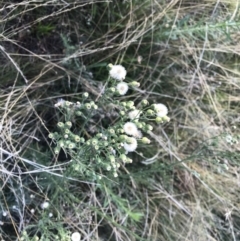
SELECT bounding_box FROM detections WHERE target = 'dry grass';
[0,0,240,240]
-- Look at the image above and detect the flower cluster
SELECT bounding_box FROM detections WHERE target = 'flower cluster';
[107,64,141,96]
[50,64,170,181]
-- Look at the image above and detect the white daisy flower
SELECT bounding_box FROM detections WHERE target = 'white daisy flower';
[109,64,127,81]
[153,103,168,117]
[54,98,65,107]
[123,122,138,136]
[71,232,81,241]
[116,82,128,95]
[40,201,49,209]
[135,130,142,138]
[128,109,142,120]
[2,211,8,217]
[124,137,137,152]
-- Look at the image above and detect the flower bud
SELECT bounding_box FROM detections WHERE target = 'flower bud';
[96,133,103,138]
[57,122,64,128]
[136,122,143,129]
[58,140,65,147]
[54,146,61,154]
[85,103,91,109]
[146,125,153,131]
[126,158,133,163]
[155,116,163,123]
[103,141,109,146]
[126,101,135,109]
[65,101,72,107]
[162,116,170,122]
[65,129,70,134]
[48,133,54,139]
[129,81,140,87]
[68,143,76,149]
[93,104,98,110]
[74,135,81,142]
[109,128,115,134]
[141,137,151,144]
[146,109,155,116]
[80,137,85,143]
[83,92,89,98]
[94,145,99,150]
[119,135,127,141]
[120,111,125,116]
[107,63,113,69]
[65,121,72,128]
[120,154,127,162]
[109,155,115,163]
[75,111,82,116]
[109,87,116,93]
[141,99,149,106]
[91,139,98,146]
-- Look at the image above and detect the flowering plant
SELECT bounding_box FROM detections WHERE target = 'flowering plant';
[49,64,170,181]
